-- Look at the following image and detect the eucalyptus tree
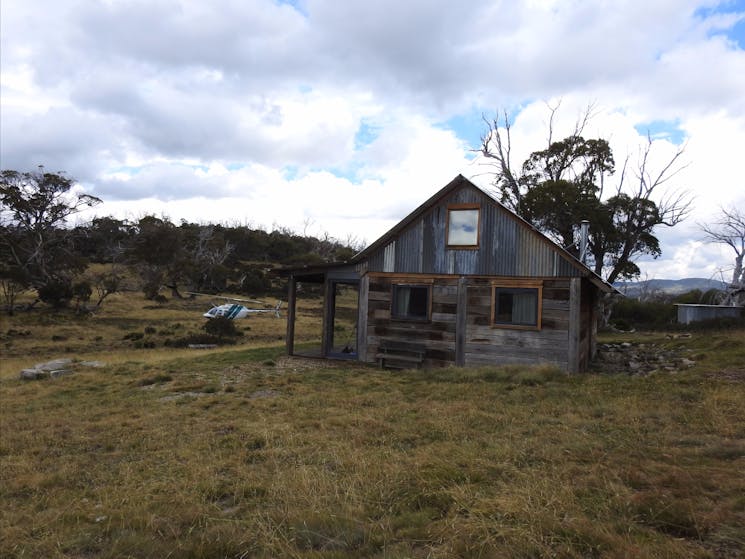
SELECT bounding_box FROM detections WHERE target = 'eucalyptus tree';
[479,105,690,283]
[0,167,101,309]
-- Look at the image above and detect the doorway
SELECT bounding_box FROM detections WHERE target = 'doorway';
[326,280,359,359]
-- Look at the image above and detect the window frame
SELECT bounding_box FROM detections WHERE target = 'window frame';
[490,279,543,330]
[391,283,433,322]
[446,204,481,249]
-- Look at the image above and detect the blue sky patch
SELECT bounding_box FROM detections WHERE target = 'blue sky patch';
[327,161,364,182]
[440,105,526,156]
[634,120,687,144]
[729,13,745,48]
[439,109,487,150]
[109,165,143,176]
[275,0,307,16]
[282,165,301,181]
[695,2,745,49]
[354,121,380,150]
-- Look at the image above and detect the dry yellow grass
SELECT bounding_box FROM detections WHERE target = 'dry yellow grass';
[1,292,744,557]
[0,289,326,379]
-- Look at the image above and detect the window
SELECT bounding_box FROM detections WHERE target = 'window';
[392,284,431,321]
[447,205,480,247]
[491,283,542,329]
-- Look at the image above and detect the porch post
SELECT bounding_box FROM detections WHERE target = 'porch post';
[321,278,331,356]
[357,274,369,362]
[455,276,468,367]
[285,275,296,356]
[568,277,581,373]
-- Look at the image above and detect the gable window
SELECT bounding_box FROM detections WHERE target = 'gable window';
[447,205,480,247]
[491,282,542,329]
[392,284,431,321]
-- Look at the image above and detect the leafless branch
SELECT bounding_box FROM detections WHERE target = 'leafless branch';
[700,206,745,297]
[478,111,521,210]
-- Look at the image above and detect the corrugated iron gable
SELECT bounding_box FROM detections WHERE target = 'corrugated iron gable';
[360,178,584,278]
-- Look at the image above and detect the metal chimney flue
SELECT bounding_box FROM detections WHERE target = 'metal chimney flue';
[579,220,589,265]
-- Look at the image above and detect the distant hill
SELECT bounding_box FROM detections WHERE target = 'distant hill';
[614,278,727,298]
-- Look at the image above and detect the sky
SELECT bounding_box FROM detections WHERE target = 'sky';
[2,0,745,281]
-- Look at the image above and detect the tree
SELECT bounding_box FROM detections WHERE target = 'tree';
[480,105,690,283]
[700,206,745,306]
[74,216,135,263]
[128,216,186,299]
[0,168,101,309]
[178,222,233,292]
[0,264,30,315]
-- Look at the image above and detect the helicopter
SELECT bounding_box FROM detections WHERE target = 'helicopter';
[186,293,282,319]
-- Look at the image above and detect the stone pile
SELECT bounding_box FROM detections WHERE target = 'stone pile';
[19,359,106,380]
[595,341,695,375]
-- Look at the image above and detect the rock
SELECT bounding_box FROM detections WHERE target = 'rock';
[600,351,625,363]
[628,360,642,371]
[33,358,73,371]
[679,358,696,368]
[80,361,106,368]
[20,369,49,380]
[20,358,75,380]
[621,342,632,348]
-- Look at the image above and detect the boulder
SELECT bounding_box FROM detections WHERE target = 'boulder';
[33,358,73,371]
[20,358,75,380]
[20,369,49,380]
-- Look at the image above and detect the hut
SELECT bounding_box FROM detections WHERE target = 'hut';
[675,304,743,324]
[282,175,614,372]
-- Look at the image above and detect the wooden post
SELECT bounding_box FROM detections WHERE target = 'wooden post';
[568,277,581,373]
[285,275,296,356]
[357,274,369,362]
[590,288,598,360]
[455,276,468,367]
[321,278,331,357]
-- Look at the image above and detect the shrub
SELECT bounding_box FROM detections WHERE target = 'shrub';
[38,279,74,308]
[164,334,237,347]
[72,281,92,309]
[203,317,240,338]
[610,298,676,329]
[237,267,272,296]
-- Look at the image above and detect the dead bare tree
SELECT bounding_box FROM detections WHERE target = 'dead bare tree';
[478,101,596,214]
[598,135,693,284]
[700,206,745,306]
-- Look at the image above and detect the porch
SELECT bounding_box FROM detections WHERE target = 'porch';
[283,263,362,361]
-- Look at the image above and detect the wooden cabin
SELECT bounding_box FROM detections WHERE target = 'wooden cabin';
[282,175,614,373]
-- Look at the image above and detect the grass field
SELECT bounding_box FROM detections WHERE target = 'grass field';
[1,293,744,558]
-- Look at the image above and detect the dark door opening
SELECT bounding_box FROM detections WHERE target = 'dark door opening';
[327,281,359,359]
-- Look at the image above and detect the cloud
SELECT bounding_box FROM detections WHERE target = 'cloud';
[3,0,745,279]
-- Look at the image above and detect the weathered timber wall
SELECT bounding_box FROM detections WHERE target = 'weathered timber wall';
[464,278,570,369]
[365,275,576,370]
[366,276,458,367]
